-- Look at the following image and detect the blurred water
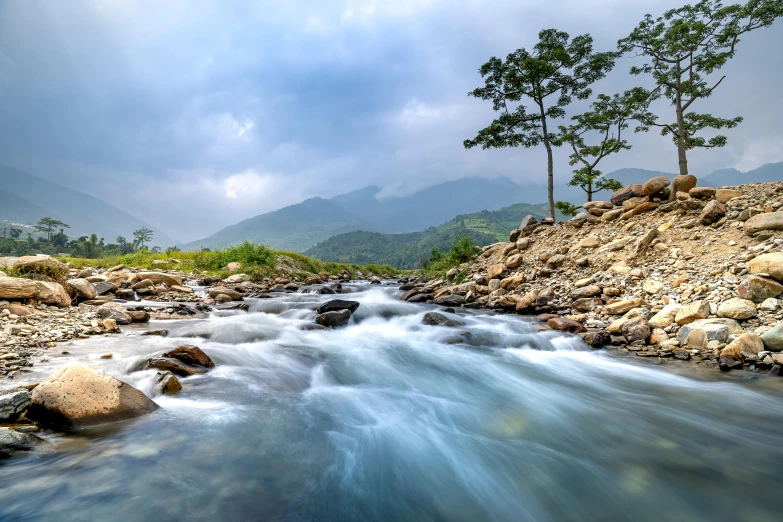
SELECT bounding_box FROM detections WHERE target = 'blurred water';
[1,283,782,521]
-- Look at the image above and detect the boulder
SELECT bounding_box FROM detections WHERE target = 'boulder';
[315,309,352,328]
[145,357,207,377]
[676,318,742,344]
[689,186,716,199]
[0,389,31,421]
[170,285,194,294]
[604,298,646,315]
[582,201,612,210]
[316,299,360,314]
[583,330,611,348]
[570,285,602,299]
[716,298,757,320]
[720,333,764,360]
[610,184,645,206]
[760,324,783,352]
[747,253,783,282]
[28,366,158,430]
[422,312,464,327]
[622,316,651,342]
[135,272,183,287]
[207,286,243,301]
[572,297,603,312]
[699,200,726,226]
[225,262,242,273]
[715,188,741,203]
[500,275,525,291]
[487,264,506,280]
[97,302,132,325]
[0,428,43,459]
[546,317,586,333]
[12,256,67,276]
[546,254,566,268]
[674,300,710,325]
[127,310,150,322]
[66,278,97,300]
[93,281,116,295]
[161,345,215,368]
[505,254,523,269]
[642,176,670,196]
[744,212,783,236]
[737,275,783,302]
[669,175,697,201]
[152,371,182,395]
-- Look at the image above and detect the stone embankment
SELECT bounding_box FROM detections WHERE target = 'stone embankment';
[400,176,783,376]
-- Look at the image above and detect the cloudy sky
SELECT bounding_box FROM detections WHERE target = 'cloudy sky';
[0,0,781,242]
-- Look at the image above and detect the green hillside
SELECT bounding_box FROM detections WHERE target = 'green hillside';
[305,202,553,268]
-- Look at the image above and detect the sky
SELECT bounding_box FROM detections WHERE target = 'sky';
[0,0,781,242]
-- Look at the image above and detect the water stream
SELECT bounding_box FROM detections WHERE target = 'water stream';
[1,283,782,521]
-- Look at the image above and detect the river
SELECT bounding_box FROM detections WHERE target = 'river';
[1,282,783,521]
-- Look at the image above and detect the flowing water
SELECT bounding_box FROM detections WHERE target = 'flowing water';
[1,283,783,521]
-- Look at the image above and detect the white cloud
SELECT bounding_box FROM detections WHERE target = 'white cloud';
[221,170,275,201]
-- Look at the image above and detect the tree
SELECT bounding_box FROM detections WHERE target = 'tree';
[558,88,655,201]
[35,217,69,243]
[133,227,153,249]
[465,29,617,219]
[618,0,783,176]
[9,227,22,239]
[116,236,134,255]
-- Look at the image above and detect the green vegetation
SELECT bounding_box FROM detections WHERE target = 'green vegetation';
[422,235,481,278]
[618,0,783,176]
[305,202,554,269]
[59,241,399,282]
[464,29,617,219]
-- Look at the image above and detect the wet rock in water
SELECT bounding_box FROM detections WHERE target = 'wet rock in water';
[97,302,132,325]
[152,371,182,395]
[583,330,611,348]
[546,317,586,333]
[0,428,43,459]
[162,345,215,368]
[316,299,360,314]
[719,356,744,371]
[318,287,336,294]
[622,316,651,343]
[316,309,352,328]
[716,298,757,320]
[127,310,151,323]
[760,324,783,352]
[28,366,159,430]
[145,357,207,377]
[0,389,31,421]
[215,302,249,311]
[435,294,466,307]
[300,323,328,331]
[142,329,169,337]
[422,312,464,327]
[208,287,243,301]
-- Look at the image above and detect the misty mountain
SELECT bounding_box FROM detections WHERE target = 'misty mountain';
[0,165,179,247]
[183,197,374,252]
[703,161,783,187]
[0,190,48,226]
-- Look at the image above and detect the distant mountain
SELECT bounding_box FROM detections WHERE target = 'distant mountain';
[183,197,373,252]
[0,165,179,247]
[0,190,48,225]
[704,162,783,187]
[305,202,554,269]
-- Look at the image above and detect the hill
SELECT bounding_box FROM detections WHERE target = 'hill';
[0,190,48,226]
[703,161,783,187]
[305,202,553,268]
[183,197,373,252]
[0,165,179,248]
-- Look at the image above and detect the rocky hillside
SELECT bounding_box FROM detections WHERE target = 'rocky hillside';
[400,175,783,376]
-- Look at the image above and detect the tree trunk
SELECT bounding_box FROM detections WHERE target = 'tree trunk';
[674,62,689,176]
[538,102,555,219]
[587,179,593,202]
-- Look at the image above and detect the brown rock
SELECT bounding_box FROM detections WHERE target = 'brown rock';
[152,371,182,395]
[689,186,716,199]
[715,188,741,203]
[674,300,710,325]
[505,254,523,269]
[570,285,602,299]
[162,345,215,368]
[669,175,697,201]
[488,264,507,280]
[66,278,97,300]
[699,200,726,226]
[642,176,670,196]
[610,184,645,206]
[28,366,158,429]
[547,317,586,333]
[135,272,183,287]
[720,333,764,360]
[747,253,783,282]
[207,286,243,301]
[604,298,646,315]
[744,212,783,236]
[737,275,783,302]
[622,316,651,342]
[145,357,207,377]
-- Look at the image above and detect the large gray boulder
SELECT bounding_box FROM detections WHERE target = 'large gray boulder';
[66,278,97,300]
[676,318,742,344]
[744,212,783,236]
[0,428,43,459]
[0,389,31,421]
[0,278,71,307]
[28,366,159,430]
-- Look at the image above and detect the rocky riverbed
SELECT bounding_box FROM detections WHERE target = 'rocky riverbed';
[400,178,783,378]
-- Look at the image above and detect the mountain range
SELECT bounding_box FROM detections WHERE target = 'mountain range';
[0,165,178,248]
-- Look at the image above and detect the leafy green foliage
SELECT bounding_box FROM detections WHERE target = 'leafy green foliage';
[558,88,653,201]
[555,201,579,217]
[618,0,783,174]
[424,235,480,275]
[465,28,617,218]
[35,217,69,243]
[133,227,154,249]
